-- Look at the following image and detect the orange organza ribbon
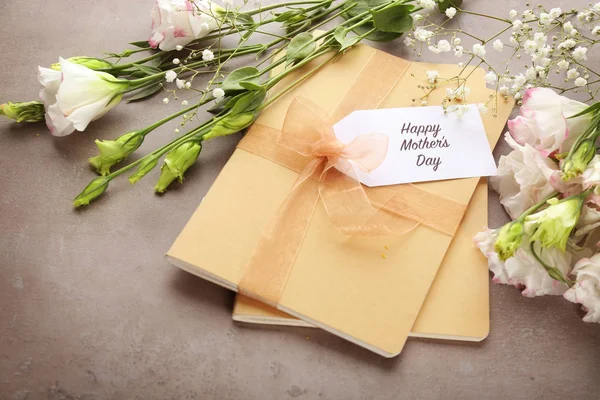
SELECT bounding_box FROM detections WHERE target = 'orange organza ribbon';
[239,97,413,305]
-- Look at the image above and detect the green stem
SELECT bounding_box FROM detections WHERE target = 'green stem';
[106,52,167,72]
[245,0,327,16]
[142,97,215,134]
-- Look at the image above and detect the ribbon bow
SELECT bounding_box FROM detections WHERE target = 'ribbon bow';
[277,96,391,235]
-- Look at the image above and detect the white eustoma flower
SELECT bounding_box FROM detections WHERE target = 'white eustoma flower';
[212,87,225,99]
[426,70,439,83]
[149,0,221,51]
[472,43,486,58]
[165,70,177,82]
[414,28,433,42]
[484,71,497,85]
[474,229,572,296]
[582,156,600,189]
[38,67,74,136]
[507,88,591,155]
[493,39,504,52]
[564,255,600,323]
[445,7,456,18]
[575,77,588,87]
[491,133,557,219]
[41,58,130,136]
[202,49,215,62]
[573,46,588,62]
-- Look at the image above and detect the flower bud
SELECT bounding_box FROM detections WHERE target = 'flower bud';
[128,154,161,185]
[89,131,144,176]
[526,196,585,251]
[494,221,524,260]
[203,112,256,140]
[0,101,45,123]
[73,176,109,207]
[51,56,113,71]
[562,138,596,181]
[155,141,202,193]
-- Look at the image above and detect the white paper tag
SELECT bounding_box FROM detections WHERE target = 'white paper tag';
[333,104,496,187]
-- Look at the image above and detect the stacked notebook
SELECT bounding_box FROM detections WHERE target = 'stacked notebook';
[166,43,513,357]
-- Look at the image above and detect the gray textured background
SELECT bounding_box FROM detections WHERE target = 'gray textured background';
[1,1,599,399]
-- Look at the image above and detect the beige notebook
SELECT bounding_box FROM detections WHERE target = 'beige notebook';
[166,44,512,357]
[234,177,492,341]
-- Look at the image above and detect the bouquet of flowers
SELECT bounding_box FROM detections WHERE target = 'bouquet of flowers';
[476,87,600,324]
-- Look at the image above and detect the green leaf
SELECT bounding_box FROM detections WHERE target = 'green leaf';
[132,64,162,76]
[126,84,163,103]
[345,0,390,19]
[286,32,316,64]
[204,112,257,140]
[129,40,152,49]
[350,21,403,42]
[222,67,260,92]
[333,27,361,51]
[371,4,414,33]
[568,102,600,119]
[230,90,266,115]
[233,12,255,27]
[239,81,265,91]
[438,0,463,12]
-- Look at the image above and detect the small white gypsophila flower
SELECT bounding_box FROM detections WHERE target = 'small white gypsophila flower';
[421,100,428,106]
[485,71,497,85]
[162,97,170,104]
[525,67,537,81]
[513,74,526,87]
[567,68,580,80]
[457,62,464,68]
[403,36,415,47]
[174,128,180,134]
[564,22,574,33]
[499,85,509,95]
[549,8,562,19]
[176,79,185,89]
[522,9,535,19]
[523,40,538,54]
[412,13,424,21]
[478,103,488,114]
[595,2,600,12]
[452,104,470,117]
[417,0,436,11]
[509,9,518,20]
[539,13,552,26]
[512,19,523,31]
[559,39,576,49]
[575,77,588,87]
[533,32,547,46]
[453,37,461,46]
[472,43,486,58]
[184,81,192,89]
[573,46,588,62]
[426,70,439,83]
[557,59,570,70]
[428,40,451,54]
[510,35,519,46]
[172,58,181,65]
[181,100,189,106]
[212,87,225,99]
[454,46,464,57]
[493,39,504,52]
[165,70,177,83]
[593,26,600,35]
[175,45,183,51]
[445,7,456,18]
[414,28,433,42]
[202,49,215,62]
